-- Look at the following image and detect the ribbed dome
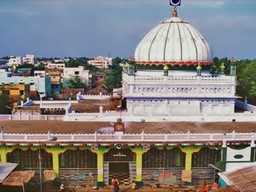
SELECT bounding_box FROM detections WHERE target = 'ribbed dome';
[134,11,212,66]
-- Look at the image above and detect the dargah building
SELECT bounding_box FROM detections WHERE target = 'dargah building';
[1,3,256,191]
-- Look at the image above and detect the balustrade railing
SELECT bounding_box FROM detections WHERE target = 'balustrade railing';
[0,131,255,143]
[0,115,64,121]
[123,74,235,84]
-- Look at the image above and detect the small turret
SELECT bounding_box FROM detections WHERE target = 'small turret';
[128,62,134,76]
[163,65,169,76]
[230,57,236,76]
[220,63,225,75]
[196,64,202,76]
[124,62,129,74]
[210,63,216,75]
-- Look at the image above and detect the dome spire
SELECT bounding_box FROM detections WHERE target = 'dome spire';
[172,6,178,17]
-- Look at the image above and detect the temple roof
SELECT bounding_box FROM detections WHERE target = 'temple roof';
[134,8,212,66]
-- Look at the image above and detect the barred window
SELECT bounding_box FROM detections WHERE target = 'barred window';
[7,148,53,169]
[192,147,221,167]
[143,147,185,168]
[59,148,97,168]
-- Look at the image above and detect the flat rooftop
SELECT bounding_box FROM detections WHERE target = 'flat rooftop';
[1,121,256,134]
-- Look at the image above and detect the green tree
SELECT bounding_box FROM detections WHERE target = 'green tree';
[65,57,100,72]
[104,62,123,92]
[236,59,256,104]
[34,63,45,70]
[65,76,86,88]
[0,91,12,114]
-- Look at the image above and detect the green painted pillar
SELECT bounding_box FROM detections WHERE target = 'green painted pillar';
[180,146,202,171]
[221,141,227,171]
[44,146,67,179]
[94,147,109,187]
[131,147,145,187]
[0,146,7,162]
[185,151,192,171]
[97,149,104,187]
[52,148,60,178]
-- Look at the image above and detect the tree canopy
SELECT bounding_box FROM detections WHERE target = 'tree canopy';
[104,57,123,92]
[65,76,86,88]
[235,59,256,104]
[65,57,100,72]
[0,91,12,114]
[213,57,256,105]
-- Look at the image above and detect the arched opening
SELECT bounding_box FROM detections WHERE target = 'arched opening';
[104,148,136,186]
[142,147,185,185]
[7,148,53,170]
[59,148,97,187]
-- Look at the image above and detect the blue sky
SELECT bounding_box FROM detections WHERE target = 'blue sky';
[0,0,255,60]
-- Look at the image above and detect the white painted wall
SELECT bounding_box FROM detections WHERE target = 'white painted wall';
[226,146,251,162]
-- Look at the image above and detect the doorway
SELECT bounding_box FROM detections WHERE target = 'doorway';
[109,162,130,185]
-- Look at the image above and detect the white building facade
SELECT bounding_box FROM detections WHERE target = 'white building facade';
[63,66,90,86]
[122,71,236,115]
[23,54,36,65]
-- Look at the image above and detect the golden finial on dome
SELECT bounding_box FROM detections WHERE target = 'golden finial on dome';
[172,6,178,17]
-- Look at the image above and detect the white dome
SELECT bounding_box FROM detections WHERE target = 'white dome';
[134,12,212,66]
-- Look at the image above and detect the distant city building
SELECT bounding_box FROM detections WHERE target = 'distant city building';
[88,56,112,69]
[63,66,90,88]
[17,68,32,76]
[45,63,65,93]
[7,55,37,66]
[1,83,30,101]
[34,70,46,77]
[46,70,62,94]
[7,56,23,66]
[0,58,8,67]
[54,59,65,63]
[47,63,65,70]
[22,54,36,65]
[0,70,51,98]
[0,69,11,77]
